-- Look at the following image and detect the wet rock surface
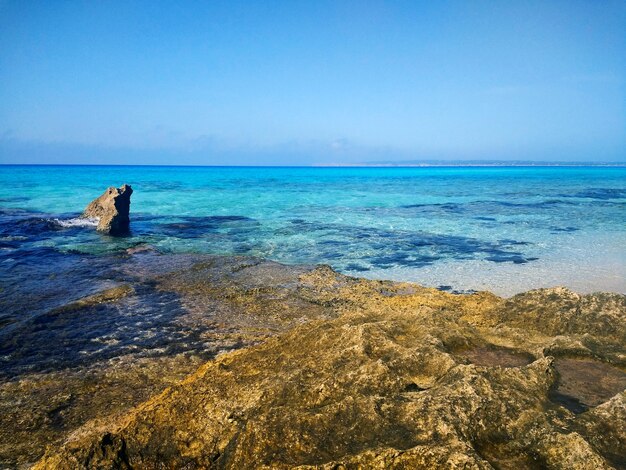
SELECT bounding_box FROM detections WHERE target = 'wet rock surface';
[0,253,341,467]
[82,184,133,235]
[551,357,626,413]
[454,345,534,368]
[6,256,620,470]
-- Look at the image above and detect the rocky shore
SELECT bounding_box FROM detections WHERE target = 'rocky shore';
[1,253,625,468]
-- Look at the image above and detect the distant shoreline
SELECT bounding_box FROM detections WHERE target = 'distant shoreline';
[315,162,626,168]
[1,162,625,168]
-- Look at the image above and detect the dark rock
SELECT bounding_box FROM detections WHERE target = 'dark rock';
[82,185,133,235]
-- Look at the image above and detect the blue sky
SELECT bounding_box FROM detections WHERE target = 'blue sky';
[0,0,624,165]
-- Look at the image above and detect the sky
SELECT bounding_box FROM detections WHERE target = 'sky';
[0,0,624,165]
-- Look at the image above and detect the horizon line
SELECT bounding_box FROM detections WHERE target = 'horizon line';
[1,162,625,168]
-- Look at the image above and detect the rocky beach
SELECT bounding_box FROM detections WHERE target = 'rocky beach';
[1,248,624,468]
[0,169,625,469]
[3,1,626,466]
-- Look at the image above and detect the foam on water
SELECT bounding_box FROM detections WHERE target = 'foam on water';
[53,217,99,228]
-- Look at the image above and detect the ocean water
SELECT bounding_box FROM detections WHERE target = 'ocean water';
[1,165,625,298]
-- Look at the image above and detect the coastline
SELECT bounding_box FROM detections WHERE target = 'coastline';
[315,162,626,168]
[1,165,625,467]
[1,252,624,468]
[3,1,624,467]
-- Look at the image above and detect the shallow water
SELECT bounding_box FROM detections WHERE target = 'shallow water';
[550,357,626,414]
[0,165,624,296]
[0,250,193,378]
[456,345,534,368]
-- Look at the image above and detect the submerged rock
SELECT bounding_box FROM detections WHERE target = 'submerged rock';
[82,184,133,235]
[47,285,135,315]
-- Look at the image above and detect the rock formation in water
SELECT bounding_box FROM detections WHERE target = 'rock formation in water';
[82,184,133,235]
[29,261,625,470]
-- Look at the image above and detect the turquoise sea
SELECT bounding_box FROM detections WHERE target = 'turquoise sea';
[1,164,625,377]
[1,165,625,297]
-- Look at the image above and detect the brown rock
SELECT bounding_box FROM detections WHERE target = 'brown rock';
[3,254,623,469]
[82,184,133,235]
[32,266,626,470]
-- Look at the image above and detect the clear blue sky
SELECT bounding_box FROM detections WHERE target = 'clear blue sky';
[1,0,624,165]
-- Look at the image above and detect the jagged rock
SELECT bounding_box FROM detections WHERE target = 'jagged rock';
[32,264,626,470]
[82,184,133,235]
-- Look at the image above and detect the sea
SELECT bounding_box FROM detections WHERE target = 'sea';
[1,165,625,296]
[1,164,625,378]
